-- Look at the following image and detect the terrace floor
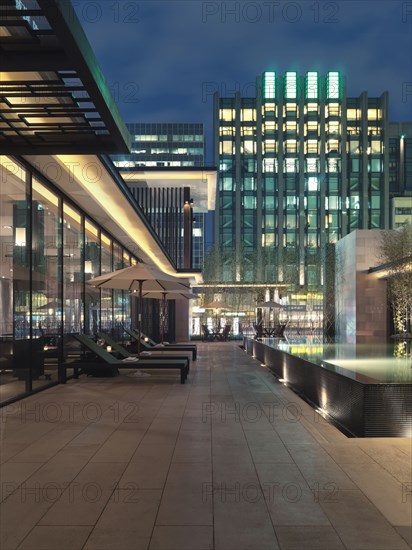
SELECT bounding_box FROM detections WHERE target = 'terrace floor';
[1,342,411,550]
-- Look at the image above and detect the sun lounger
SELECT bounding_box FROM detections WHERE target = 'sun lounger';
[96,332,190,373]
[123,327,197,360]
[69,334,188,384]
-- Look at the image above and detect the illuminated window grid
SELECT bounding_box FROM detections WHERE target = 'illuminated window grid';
[305,72,318,99]
[263,71,276,100]
[326,72,341,99]
[285,72,297,99]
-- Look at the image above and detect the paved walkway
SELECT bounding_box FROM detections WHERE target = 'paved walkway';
[1,342,411,550]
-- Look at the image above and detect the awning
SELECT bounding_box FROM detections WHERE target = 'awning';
[0,0,131,154]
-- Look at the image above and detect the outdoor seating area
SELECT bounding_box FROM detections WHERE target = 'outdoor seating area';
[253,322,289,339]
[67,334,189,384]
[202,323,232,342]
[124,327,197,360]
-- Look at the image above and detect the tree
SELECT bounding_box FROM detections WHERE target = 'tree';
[379,223,412,335]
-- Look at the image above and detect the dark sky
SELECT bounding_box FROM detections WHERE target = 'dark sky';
[76,0,412,162]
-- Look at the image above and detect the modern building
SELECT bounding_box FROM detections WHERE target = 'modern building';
[113,122,205,168]
[0,0,215,405]
[112,123,209,270]
[213,71,392,288]
[389,122,412,228]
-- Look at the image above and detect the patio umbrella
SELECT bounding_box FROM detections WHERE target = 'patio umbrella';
[203,301,232,328]
[141,291,198,343]
[86,263,191,354]
[259,300,284,309]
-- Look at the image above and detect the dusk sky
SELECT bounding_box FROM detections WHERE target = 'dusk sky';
[75,0,412,162]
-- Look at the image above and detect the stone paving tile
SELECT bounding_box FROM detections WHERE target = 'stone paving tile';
[356,443,412,483]
[318,490,410,549]
[18,526,93,550]
[0,462,43,502]
[339,461,412,526]
[149,526,213,550]
[1,342,411,550]
[274,525,345,549]
[255,462,331,526]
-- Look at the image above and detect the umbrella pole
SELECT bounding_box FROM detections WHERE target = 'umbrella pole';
[138,280,143,355]
[161,292,167,344]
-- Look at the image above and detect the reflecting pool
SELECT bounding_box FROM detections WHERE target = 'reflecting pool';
[264,336,412,384]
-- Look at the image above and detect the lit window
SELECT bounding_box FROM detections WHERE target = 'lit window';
[327,121,340,135]
[306,121,318,133]
[284,158,298,172]
[367,108,382,120]
[326,103,340,117]
[264,121,276,132]
[285,72,297,99]
[242,141,255,154]
[305,140,318,154]
[286,139,297,153]
[327,139,340,154]
[241,126,255,136]
[327,72,340,99]
[306,158,318,172]
[220,127,234,136]
[241,109,256,122]
[306,103,318,113]
[347,108,361,120]
[263,139,276,153]
[263,71,276,99]
[220,141,234,154]
[307,177,318,191]
[220,109,234,122]
[305,72,318,99]
[371,140,381,154]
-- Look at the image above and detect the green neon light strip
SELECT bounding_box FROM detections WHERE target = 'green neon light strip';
[327,71,340,99]
[263,71,276,99]
[306,72,318,99]
[285,72,297,99]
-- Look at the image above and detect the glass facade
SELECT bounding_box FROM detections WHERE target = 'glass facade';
[0,156,138,405]
[215,72,389,287]
[112,122,205,168]
[112,122,206,270]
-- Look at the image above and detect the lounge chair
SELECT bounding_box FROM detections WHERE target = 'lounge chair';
[123,327,197,360]
[96,332,190,373]
[68,334,188,384]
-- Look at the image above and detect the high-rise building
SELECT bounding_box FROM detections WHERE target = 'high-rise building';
[112,123,207,269]
[214,71,391,287]
[388,122,412,228]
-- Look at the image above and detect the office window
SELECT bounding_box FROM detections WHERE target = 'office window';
[285,158,298,172]
[263,140,276,153]
[241,109,256,122]
[242,141,255,154]
[305,72,318,99]
[220,109,235,122]
[327,72,340,99]
[306,158,319,172]
[220,141,234,155]
[285,72,297,99]
[305,140,318,154]
[370,159,382,172]
[371,140,382,154]
[263,71,276,99]
[307,177,318,191]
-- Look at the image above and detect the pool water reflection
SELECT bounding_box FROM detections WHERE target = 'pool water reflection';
[264,336,412,384]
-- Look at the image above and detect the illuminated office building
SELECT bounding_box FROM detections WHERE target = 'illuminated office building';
[214,71,390,286]
[112,123,207,269]
[388,122,412,228]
